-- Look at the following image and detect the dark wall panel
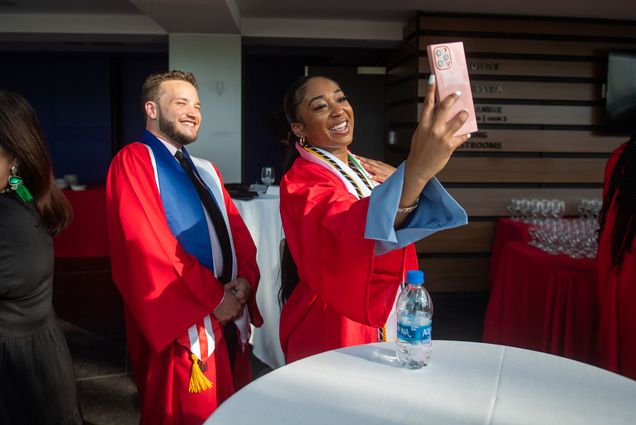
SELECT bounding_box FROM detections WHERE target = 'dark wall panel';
[114,55,168,152]
[0,51,168,184]
[242,55,303,185]
[51,57,112,183]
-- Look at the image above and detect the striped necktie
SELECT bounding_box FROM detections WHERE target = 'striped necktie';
[174,150,232,283]
[175,150,239,367]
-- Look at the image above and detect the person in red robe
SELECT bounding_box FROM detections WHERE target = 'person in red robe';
[278,75,470,363]
[106,70,262,425]
[597,135,636,380]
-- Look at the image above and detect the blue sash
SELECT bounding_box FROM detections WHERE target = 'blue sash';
[141,130,215,272]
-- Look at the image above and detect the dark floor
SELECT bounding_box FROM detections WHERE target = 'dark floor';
[53,258,489,425]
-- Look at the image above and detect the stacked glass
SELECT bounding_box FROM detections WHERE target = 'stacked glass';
[523,199,602,259]
[507,198,565,223]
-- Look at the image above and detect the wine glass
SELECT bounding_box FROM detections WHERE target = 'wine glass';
[260,166,275,190]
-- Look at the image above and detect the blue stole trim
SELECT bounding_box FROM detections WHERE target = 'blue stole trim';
[141,130,215,272]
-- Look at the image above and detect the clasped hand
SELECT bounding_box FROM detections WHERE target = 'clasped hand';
[212,277,251,325]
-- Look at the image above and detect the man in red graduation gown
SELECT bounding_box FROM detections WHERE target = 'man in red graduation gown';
[106,70,262,424]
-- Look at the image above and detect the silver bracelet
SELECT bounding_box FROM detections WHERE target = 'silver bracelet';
[397,199,419,214]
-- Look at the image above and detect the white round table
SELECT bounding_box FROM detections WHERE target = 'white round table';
[233,193,285,369]
[206,341,636,425]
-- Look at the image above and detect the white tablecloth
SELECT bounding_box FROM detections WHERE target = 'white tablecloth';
[233,194,285,369]
[206,341,636,425]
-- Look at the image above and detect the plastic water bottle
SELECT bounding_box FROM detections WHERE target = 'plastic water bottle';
[396,270,433,368]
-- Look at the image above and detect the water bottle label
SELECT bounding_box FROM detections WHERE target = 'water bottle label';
[397,321,431,343]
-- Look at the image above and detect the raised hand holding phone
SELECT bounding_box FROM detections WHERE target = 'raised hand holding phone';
[396,71,470,229]
[427,41,478,136]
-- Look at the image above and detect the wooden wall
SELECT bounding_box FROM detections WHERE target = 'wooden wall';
[385,13,636,292]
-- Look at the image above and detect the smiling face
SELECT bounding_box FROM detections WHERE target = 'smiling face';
[146,79,201,148]
[291,77,354,160]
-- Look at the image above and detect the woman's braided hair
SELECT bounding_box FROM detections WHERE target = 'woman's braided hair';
[598,134,636,268]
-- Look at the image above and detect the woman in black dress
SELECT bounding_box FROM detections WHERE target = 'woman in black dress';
[0,91,82,424]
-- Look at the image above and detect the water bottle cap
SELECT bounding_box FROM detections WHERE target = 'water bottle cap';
[406,270,424,285]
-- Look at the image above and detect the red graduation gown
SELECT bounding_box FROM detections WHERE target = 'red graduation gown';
[106,142,262,425]
[279,158,418,363]
[597,142,636,380]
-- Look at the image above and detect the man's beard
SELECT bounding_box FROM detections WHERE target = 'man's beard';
[158,111,198,146]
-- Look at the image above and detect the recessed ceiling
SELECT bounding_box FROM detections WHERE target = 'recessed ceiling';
[0,0,141,14]
[237,0,636,21]
[0,0,634,46]
[2,0,635,21]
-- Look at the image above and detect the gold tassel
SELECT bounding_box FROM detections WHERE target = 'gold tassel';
[379,325,387,342]
[188,353,213,393]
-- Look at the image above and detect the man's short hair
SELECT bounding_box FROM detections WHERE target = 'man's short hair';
[141,70,198,112]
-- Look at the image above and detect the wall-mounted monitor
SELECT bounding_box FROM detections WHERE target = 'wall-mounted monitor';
[606,51,636,133]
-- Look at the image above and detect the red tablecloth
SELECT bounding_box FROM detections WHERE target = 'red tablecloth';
[483,240,597,363]
[54,187,109,258]
[488,218,531,287]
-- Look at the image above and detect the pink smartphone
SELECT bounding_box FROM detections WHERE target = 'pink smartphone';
[426,41,478,136]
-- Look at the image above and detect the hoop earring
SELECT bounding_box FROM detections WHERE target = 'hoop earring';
[7,166,33,203]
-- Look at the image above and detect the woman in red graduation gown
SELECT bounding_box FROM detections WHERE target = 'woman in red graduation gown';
[597,135,636,380]
[278,75,470,362]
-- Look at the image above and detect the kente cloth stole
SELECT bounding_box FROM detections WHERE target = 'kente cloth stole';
[296,140,376,199]
[142,130,239,392]
[296,140,387,341]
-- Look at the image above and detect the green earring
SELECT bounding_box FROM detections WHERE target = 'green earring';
[8,166,33,203]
